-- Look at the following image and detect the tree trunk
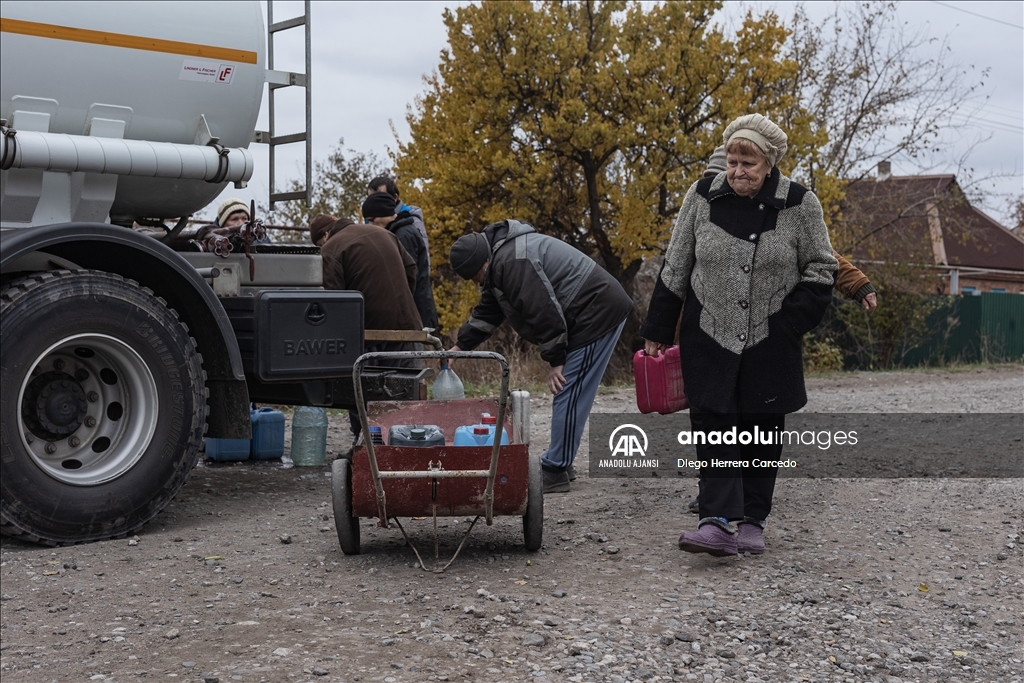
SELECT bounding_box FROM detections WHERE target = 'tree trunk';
[582,152,621,280]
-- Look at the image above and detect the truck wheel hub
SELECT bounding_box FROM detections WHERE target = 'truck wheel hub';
[17,333,160,486]
[22,374,87,438]
[24,372,88,438]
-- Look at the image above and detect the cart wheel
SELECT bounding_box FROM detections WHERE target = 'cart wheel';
[523,451,543,551]
[332,458,361,555]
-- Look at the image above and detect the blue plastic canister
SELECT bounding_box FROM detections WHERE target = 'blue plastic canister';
[206,407,254,461]
[205,436,251,461]
[369,425,384,445]
[250,407,285,460]
[388,425,445,447]
[453,413,509,446]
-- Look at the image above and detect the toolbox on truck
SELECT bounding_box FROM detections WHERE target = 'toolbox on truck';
[222,290,364,381]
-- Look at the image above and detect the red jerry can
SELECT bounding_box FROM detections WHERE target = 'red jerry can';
[633,346,689,414]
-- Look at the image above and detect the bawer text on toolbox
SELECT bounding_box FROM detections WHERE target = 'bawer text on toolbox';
[283,338,348,355]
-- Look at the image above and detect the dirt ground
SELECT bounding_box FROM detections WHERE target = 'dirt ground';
[2,365,1021,683]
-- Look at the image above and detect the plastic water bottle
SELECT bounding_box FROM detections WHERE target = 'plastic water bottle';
[432,362,465,400]
[290,406,328,466]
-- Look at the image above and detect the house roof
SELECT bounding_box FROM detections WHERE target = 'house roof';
[841,174,1024,272]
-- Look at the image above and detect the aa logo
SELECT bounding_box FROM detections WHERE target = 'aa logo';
[608,424,648,458]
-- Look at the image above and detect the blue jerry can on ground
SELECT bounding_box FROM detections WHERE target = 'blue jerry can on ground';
[205,434,251,462]
[206,406,285,461]
[250,407,285,460]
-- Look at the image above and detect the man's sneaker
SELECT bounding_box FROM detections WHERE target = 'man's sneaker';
[567,464,577,481]
[737,522,765,555]
[687,497,699,514]
[677,523,738,556]
[543,468,570,493]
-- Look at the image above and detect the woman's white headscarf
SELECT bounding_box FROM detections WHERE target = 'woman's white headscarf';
[723,114,788,167]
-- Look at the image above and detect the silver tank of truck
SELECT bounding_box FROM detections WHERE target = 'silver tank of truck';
[0,1,265,223]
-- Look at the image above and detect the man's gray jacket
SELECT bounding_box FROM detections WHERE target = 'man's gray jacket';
[456,220,633,366]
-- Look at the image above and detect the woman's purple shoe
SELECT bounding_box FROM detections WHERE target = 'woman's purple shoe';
[678,524,738,556]
[737,523,765,554]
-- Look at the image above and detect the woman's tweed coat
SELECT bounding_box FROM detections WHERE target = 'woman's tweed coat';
[641,168,838,414]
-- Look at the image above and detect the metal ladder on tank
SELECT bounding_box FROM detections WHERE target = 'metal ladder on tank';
[253,0,311,210]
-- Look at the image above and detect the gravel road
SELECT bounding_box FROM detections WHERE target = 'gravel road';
[1,365,1021,683]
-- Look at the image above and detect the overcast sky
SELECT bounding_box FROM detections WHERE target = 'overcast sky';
[215,1,1023,227]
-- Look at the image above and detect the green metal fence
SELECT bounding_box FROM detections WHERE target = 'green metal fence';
[903,292,1023,365]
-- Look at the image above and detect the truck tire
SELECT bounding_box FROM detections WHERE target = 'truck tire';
[0,270,207,545]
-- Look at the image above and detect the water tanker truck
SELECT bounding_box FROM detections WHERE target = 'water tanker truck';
[0,2,427,545]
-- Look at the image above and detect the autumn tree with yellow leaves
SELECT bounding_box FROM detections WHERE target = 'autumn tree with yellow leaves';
[395,0,818,333]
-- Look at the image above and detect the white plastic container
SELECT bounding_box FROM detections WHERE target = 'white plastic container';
[432,363,465,400]
[290,406,327,466]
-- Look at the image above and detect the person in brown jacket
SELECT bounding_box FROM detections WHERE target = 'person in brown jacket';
[834,256,877,313]
[310,213,423,446]
[311,213,422,332]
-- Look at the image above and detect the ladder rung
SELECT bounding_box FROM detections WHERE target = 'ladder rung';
[269,16,306,33]
[270,191,308,203]
[253,131,307,145]
[269,80,306,91]
[268,132,307,146]
[266,70,307,88]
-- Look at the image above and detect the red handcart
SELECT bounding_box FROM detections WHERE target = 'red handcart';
[332,350,542,570]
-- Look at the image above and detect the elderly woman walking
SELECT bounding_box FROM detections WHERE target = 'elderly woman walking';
[640,114,838,556]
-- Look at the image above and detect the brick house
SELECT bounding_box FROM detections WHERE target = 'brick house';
[840,163,1024,294]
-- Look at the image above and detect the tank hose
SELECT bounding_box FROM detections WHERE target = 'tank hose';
[0,126,16,171]
[209,142,231,184]
[159,215,191,243]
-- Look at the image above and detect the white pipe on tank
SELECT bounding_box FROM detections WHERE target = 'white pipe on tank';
[1,128,253,187]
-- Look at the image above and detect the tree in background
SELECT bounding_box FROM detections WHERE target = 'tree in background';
[782,2,981,235]
[263,141,390,243]
[786,3,985,370]
[1009,195,1024,239]
[396,0,815,333]
[263,1,987,371]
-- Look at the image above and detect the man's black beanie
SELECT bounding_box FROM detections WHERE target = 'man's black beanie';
[449,232,491,280]
[361,191,398,219]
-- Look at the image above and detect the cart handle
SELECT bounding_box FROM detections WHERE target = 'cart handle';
[364,329,445,350]
[352,350,511,528]
[376,469,493,479]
